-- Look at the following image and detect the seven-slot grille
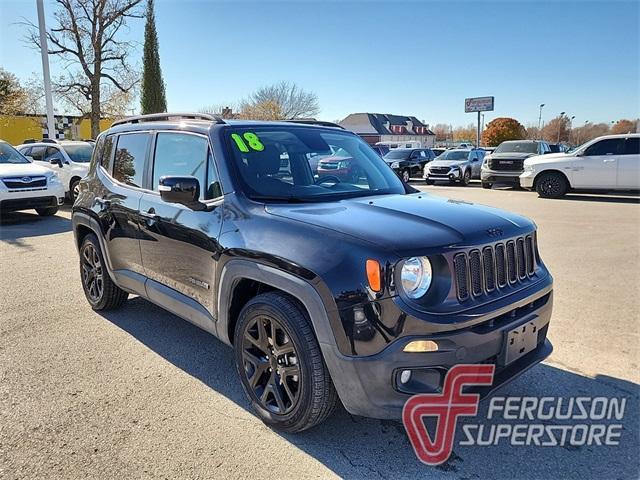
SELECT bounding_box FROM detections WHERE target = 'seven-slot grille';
[453,234,537,301]
[2,176,47,190]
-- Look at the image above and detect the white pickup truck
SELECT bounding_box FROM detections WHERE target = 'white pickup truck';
[520,134,639,198]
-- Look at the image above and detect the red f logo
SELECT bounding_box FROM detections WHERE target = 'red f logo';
[402,364,495,465]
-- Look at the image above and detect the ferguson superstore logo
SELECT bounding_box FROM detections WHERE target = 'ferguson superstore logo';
[402,365,628,466]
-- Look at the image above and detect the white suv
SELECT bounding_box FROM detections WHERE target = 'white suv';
[520,134,639,198]
[0,140,66,216]
[17,140,94,201]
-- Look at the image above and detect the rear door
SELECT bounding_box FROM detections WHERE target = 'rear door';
[139,131,224,318]
[572,138,623,188]
[96,132,150,280]
[616,137,640,189]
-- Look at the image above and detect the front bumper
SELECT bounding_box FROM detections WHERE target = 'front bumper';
[0,184,65,212]
[425,168,461,181]
[481,168,522,184]
[323,284,553,419]
[519,171,535,189]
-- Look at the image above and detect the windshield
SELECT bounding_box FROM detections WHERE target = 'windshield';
[494,142,538,154]
[383,149,412,160]
[225,126,405,201]
[0,143,30,164]
[63,144,94,162]
[439,150,470,161]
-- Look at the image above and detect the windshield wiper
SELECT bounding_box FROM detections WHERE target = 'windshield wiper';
[250,195,315,203]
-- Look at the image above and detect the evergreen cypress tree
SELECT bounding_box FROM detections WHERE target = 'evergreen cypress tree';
[141,0,167,114]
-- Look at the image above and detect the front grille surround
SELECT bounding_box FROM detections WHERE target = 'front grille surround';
[487,158,525,171]
[453,234,537,301]
[2,176,47,190]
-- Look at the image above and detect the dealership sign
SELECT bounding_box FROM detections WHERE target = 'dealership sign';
[465,96,495,112]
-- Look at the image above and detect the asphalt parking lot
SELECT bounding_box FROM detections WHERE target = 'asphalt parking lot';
[1,183,639,479]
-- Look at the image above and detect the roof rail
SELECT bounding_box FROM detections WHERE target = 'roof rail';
[284,119,345,129]
[111,112,225,127]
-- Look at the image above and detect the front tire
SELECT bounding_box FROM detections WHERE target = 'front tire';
[234,292,338,432]
[460,169,471,186]
[79,233,128,310]
[70,178,81,202]
[425,179,434,185]
[535,171,568,198]
[36,207,58,216]
[481,181,492,189]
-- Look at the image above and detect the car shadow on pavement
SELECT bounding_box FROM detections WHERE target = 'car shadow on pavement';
[100,297,639,480]
[556,193,640,204]
[0,208,72,247]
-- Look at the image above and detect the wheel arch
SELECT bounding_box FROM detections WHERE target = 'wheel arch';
[72,211,115,276]
[69,175,82,190]
[216,259,338,351]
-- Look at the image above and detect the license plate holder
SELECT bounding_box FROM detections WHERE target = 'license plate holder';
[499,319,540,366]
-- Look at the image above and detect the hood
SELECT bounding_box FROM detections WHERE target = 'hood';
[429,159,468,168]
[0,162,53,177]
[525,152,571,166]
[266,193,534,255]
[487,152,535,160]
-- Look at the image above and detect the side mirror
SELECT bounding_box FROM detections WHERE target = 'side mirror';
[25,155,35,162]
[159,176,201,208]
[50,157,63,167]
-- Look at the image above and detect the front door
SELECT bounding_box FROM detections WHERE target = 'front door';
[139,131,224,317]
[572,138,623,188]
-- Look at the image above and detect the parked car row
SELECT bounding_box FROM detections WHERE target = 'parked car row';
[395,134,639,198]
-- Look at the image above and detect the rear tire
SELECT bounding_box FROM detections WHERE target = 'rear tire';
[234,292,338,432]
[36,207,58,216]
[79,233,128,310]
[535,171,568,198]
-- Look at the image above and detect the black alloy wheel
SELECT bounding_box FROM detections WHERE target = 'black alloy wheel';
[81,242,104,303]
[241,314,301,415]
[536,171,568,198]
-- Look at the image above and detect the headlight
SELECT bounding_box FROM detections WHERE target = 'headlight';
[338,160,349,169]
[400,257,433,299]
[390,161,400,169]
[523,163,534,172]
[47,174,62,185]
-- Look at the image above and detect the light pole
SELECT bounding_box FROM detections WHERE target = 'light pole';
[538,103,545,138]
[557,111,565,143]
[36,0,55,140]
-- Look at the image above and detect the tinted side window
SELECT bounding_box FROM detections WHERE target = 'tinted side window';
[45,147,63,162]
[624,138,639,155]
[584,139,625,156]
[206,150,222,199]
[101,135,116,171]
[29,146,46,161]
[113,133,149,187]
[152,133,208,198]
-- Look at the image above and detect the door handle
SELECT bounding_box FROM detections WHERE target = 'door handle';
[603,158,616,163]
[140,208,158,226]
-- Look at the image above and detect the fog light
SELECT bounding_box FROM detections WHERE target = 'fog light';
[400,370,412,384]
[403,340,439,352]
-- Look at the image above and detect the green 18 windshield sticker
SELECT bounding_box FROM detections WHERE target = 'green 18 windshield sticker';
[231,132,265,152]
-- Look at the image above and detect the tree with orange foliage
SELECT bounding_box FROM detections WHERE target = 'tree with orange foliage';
[611,119,638,135]
[481,117,526,146]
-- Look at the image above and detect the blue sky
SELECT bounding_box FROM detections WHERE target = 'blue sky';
[1,0,638,127]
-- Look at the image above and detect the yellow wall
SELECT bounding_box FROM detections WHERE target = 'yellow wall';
[0,115,114,145]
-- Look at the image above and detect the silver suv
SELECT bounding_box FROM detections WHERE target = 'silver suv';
[423,148,485,186]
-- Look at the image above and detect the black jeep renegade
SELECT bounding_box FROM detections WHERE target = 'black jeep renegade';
[72,113,553,432]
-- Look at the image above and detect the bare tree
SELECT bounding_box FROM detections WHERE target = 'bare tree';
[25,0,144,137]
[240,81,319,120]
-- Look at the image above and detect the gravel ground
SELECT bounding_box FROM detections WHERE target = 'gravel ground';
[1,183,639,479]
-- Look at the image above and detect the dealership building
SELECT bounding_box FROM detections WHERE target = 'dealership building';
[339,113,436,147]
